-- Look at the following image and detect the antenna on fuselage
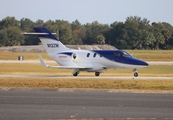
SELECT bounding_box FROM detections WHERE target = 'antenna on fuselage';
[89,46,93,50]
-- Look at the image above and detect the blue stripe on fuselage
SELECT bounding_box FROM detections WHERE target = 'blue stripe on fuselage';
[93,50,148,66]
[58,52,73,56]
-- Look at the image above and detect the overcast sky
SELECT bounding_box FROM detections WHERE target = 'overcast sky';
[1,0,173,25]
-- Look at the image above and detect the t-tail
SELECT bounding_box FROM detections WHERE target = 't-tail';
[33,28,69,53]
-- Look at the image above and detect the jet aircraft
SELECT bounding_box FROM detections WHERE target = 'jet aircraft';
[24,28,148,77]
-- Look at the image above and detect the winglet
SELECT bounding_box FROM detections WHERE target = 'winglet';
[38,55,49,68]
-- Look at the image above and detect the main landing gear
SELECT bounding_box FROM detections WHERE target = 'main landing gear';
[95,72,100,76]
[73,71,80,76]
[73,71,101,76]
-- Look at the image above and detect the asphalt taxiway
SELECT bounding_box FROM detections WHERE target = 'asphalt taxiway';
[0,88,173,120]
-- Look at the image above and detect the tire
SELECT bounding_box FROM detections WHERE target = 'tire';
[73,72,78,76]
[134,72,138,77]
[95,72,100,76]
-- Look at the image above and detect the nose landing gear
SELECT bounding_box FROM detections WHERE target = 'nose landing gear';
[133,69,138,77]
[134,72,138,77]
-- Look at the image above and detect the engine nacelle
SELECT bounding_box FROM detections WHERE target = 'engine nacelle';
[72,53,77,59]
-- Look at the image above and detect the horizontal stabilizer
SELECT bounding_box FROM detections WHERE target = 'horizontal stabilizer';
[22,32,56,35]
[38,55,86,69]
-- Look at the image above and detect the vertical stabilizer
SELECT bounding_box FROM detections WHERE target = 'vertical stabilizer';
[34,28,68,53]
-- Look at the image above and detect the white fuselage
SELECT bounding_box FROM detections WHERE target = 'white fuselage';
[48,49,147,72]
[32,27,148,76]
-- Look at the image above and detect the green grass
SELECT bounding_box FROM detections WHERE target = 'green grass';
[0,63,173,77]
[127,50,173,61]
[0,50,173,90]
[1,78,173,90]
[1,50,173,61]
[0,52,50,60]
[0,63,173,90]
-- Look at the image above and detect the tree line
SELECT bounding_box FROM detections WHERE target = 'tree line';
[0,16,173,49]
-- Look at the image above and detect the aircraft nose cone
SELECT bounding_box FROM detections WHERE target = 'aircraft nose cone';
[142,61,149,66]
[134,59,149,66]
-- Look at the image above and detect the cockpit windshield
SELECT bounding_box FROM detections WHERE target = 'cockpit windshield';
[122,51,133,57]
[114,51,133,57]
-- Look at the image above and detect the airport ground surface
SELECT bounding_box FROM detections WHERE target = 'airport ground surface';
[0,60,173,80]
[0,60,173,79]
[0,88,173,120]
[1,74,173,81]
[0,60,173,119]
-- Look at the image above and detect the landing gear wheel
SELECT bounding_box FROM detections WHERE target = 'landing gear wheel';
[134,72,138,77]
[73,71,79,76]
[95,72,100,76]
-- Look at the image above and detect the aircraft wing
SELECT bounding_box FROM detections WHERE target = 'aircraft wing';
[38,55,86,69]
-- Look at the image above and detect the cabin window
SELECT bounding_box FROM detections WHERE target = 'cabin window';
[87,53,90,57]
[93,53,96,57]
[114,52,120,56]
